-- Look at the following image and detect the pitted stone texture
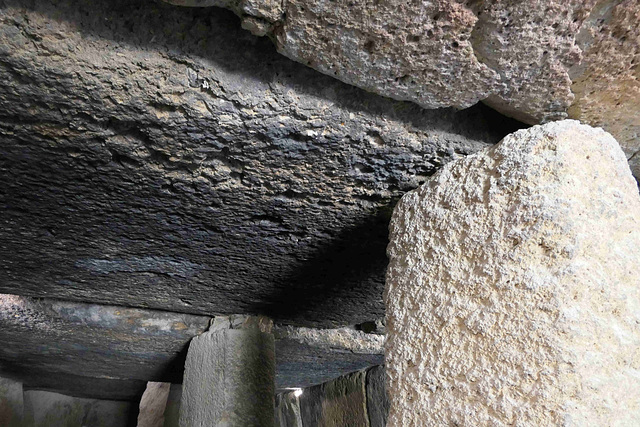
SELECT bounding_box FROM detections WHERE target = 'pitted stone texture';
[179,319,276,427]
[23,390,133,427]
[159,0,639,181]
[568,0,640,179]
[0,377,23,427]
[385,120,640,426]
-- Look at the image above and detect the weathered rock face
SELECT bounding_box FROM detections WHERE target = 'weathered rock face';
[0,294,383,400]
[0,0,520,329]
[23,391,135,427]
[162,0,640,180]
[0,377,23,427]
[137,382,171,427]
[385,121,640,425]
[179,316,276,427]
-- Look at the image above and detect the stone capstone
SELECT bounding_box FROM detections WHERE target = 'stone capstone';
[385,121,640,425]
[0,0,520,328]
[0,294,383,400]
[179,316,276,427]
[161,0,640,181]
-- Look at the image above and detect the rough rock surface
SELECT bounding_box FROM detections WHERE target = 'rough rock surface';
[179,316,276,427]
[23,390,135,427]
[137,382,171,427]
[385,121,640,425]
[162,0,640,181]
[275,391,303,427]
[0,294,383,400]
[569,0,640,179]
[299,369,369,427]
[0,0,519,328]
[0,377,23,427]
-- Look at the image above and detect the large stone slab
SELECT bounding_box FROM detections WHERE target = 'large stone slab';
[161,0,640,180]
[299,369,369,427]
[0,0,519,329]
[0,294,383,399]
[365,366,388,427]
[23,390,134,427]
[386,121,640,425]
[0,377,23,427]
[179,316,275,427]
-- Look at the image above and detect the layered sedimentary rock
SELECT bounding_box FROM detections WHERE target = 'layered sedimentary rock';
[0,0,519,329]
[0,294,383,400]
[163,0,640,179]
[385,121,640,425]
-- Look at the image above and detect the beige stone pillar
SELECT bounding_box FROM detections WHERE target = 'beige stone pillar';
[385,121,640,426]
[179,315,275,427]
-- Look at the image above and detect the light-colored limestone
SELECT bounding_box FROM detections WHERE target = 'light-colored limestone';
[0,376,23,427]
[137,382,171,427]
[179,315,276,427]
[385,120,640,426]
[23,390,132,427]
[161,0,640,181]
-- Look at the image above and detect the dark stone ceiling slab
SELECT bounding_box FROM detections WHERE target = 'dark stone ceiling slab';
[0,0,523,327]
[0,294,383,400]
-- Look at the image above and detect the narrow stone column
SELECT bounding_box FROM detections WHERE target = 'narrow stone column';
[385,121,640,426]
[137,382,171,427]
[180,315,275,427]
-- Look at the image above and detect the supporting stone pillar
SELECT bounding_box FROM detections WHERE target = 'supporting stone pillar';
[0,376,23,427]
[385,121,640,426]
[180,315,275,427]
[137,382,171,427]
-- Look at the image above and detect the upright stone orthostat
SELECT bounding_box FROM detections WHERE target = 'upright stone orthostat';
[137,382,171,427]
[0,376,23,427]
[180,315,276,427]
[385,120,640,426]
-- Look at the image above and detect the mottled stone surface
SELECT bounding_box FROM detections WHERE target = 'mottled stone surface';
[386,121,640,425]
[0,377,23,427]
[0,295,383,400]
[0,0,520,328]
[299,370,368,427]
[23,390,135,427]
[275,391,302,427]
[179,316,275,427]
[137,382,171,427]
